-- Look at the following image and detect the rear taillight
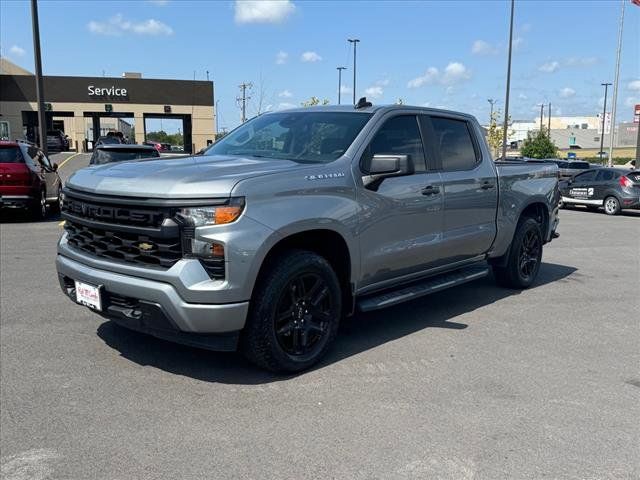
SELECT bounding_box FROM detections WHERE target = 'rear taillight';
[619,176,632,188]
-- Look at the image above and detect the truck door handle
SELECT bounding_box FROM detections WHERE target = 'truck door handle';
[421,185,440,195]
[480,182,495,190]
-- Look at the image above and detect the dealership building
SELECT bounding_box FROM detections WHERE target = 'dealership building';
[0,58,215,154]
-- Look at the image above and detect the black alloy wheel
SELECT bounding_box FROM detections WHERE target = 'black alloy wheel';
[274,272,333,358]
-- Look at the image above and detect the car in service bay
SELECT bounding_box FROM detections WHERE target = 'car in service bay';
[90,144,160,165]
[560,168,640,215]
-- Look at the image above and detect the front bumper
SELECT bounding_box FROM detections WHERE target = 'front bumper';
[56,253,249,349]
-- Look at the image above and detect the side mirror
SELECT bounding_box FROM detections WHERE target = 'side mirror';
[363,154,414,190]
[52,163,59,171]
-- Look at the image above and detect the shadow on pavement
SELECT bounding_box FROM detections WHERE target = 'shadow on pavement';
[0,209,62,224]
[97,262,577,385]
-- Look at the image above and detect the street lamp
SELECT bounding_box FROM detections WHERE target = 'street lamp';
[347,39,360,104]
[600,82,612,163]
[337,67,347,105]
[501,0,514,161]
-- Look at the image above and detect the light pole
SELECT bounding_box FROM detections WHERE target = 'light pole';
[347,39,360,104]
[548,102,551,133]
[600,82,612,164]
[501,0,514,161]
[337,66,347,105]
[30,0,47,155]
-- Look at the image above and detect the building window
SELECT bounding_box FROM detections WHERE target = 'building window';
[581,123,588,129]
[0,121,10,141]
[594,136,600,142]
[569,136,576,146]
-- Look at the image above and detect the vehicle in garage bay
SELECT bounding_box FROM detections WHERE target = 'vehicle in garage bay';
[90,144,161,165]
[56,100,560,372]
[559,168,640,215]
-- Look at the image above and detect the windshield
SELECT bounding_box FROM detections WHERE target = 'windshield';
[206,111,372,163]
[92,149,159,165]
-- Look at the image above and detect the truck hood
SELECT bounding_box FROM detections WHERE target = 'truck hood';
[66,154,309,198]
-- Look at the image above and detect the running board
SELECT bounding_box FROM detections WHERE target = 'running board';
[357,265,490,312]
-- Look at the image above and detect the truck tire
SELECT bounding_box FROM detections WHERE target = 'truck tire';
[603,196,620,215]
[493,217,543,289]
[241,250,342,373]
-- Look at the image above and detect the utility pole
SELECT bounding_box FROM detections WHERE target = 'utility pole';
[487,98,497,125]
[30,0,47,155]
[548,102,551,133]
[347,38,360,104]
[600,82,612,164]
[215,100,219,135]
[237,82,252,123]
[337,66,347,105]
[501,0,514,161]
[539,104,544,133]
[206,70,210,81]
[608,0,625,168]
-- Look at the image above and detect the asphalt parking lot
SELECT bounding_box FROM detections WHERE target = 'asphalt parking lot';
[1,153,639,480]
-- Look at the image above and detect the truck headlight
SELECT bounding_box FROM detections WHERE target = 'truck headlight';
[178,198,244,226]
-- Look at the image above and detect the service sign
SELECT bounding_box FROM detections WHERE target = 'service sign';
[88,85,128,98]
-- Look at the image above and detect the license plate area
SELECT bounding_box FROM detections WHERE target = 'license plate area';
[75,280,102,312]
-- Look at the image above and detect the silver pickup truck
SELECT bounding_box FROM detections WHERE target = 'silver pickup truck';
[57,103,559,372]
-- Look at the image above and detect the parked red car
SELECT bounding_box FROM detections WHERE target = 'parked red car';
[143,140,171,152]
[0,141,62,219]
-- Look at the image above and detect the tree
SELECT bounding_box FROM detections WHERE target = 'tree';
[301,96,329,107]
[486,109,513,158]
[520,130,558,159]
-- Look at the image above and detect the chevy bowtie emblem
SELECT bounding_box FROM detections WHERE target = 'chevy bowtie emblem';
[137,242,155,251]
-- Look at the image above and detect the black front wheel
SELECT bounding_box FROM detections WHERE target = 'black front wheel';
[493,217,543,289]
[241,250,342,372]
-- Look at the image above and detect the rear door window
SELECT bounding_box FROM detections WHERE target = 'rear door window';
[0,146,24,163]
[595,170,615,182]
[573,170,597,183]
[430,117,478,171]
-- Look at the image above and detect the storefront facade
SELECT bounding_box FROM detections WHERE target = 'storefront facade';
[0,72,215,154]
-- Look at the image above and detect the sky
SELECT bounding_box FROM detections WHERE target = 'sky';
[1,0,639,131]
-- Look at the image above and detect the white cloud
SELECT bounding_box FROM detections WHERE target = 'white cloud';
[422,102,431,107]
[364,86,383,99]
[278,89,293,98]
[518,93,528,100]
[147,0,169,5]
[9,45,25,57]
[408,67,439,88]
[235,0,295,24]
[538,61,559,73]
[559,87,576,98]
[88,14,173,36]
[513,37,524,49]
[624,96,640,107]
[340,85,351,94]
[471,40,498,55]
[521,23,532,33]
[445,86,454,95]
[565,57,597,67]
[275,51,288,65]
[301,51,322,62]
[442,62,471,84]
[277,102,296,110]
[628,80,640,92]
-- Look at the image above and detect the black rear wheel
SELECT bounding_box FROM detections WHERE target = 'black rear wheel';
[493,217,543,289]
[241,250,341,372]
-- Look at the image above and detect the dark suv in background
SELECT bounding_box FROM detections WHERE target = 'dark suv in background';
[0,141,62,219]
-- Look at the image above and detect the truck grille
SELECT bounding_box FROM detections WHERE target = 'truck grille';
[61,191,225,279]
[64,221,182,268]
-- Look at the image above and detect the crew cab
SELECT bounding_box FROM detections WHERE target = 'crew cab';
[56,102,560,372]
[1,140,62,218]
